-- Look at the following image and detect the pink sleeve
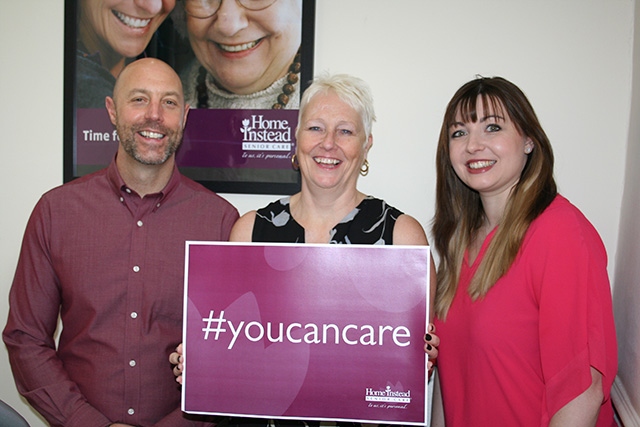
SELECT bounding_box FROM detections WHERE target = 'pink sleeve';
[529,204,617,421]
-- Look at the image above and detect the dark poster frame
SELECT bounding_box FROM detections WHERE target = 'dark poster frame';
[63,0,315,195]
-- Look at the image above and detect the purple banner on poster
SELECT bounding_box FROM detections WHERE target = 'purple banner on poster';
[75,108,297,170]
[182,242,430,425]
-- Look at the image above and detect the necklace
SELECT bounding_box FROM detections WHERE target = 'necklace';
[196,50,301,109]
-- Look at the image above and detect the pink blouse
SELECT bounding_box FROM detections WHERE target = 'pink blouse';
[434,195,617,426]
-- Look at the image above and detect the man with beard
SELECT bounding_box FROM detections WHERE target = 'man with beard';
[3,58,238,427]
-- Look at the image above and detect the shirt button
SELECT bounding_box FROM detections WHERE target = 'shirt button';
[129,360,136,367]
[128,408,135,415]
[137,220,143,227]
[156,203,161,208]
[119,197,124,203]
[130,312,138,319]
[125,188,132,194]
[133,266,140,273]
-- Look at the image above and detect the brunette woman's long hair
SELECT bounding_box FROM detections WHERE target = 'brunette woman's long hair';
[432,77,557,319]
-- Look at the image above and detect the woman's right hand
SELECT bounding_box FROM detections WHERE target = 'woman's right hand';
[169,343,184,384]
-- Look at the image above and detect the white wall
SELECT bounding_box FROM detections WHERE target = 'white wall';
[611,1,640,425]
[0,1,632,425]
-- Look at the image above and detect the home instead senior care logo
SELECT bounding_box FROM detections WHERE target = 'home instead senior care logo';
[241,115,292,152]
[365,385,412,409]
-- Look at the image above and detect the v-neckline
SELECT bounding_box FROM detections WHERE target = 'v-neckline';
[465,226,498,268]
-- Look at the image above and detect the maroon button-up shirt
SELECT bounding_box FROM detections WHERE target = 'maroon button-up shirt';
[3,159,238,427]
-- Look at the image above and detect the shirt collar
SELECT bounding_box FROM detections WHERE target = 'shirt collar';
[106,155,182,209]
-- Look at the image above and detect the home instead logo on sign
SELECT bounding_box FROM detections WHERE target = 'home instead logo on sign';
[241,115,292,151]
[365,385,412,405]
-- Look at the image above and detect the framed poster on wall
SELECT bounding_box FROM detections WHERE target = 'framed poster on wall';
[63,0,315,195]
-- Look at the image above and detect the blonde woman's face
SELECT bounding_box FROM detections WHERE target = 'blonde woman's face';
[296,92,371,193]
[186,0,302,95]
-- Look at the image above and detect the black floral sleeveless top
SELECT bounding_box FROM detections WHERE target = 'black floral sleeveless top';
[251,196,403,244]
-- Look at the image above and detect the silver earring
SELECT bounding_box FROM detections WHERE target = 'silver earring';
[525,146,533,154]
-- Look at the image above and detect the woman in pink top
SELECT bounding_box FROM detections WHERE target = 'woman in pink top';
[431,76,617,426]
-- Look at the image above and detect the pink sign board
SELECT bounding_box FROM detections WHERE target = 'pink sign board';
[182,242,430,425]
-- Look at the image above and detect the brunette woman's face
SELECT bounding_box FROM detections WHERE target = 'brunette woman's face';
[448,98,533,201]
[186,0,302,95]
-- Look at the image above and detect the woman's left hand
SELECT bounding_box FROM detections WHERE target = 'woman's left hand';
[424,323,440,374]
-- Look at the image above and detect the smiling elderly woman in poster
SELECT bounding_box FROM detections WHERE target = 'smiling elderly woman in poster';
[172,0,303,110]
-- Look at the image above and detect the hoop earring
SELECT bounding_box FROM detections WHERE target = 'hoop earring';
[360,159,369,176]
[291,154,300,171]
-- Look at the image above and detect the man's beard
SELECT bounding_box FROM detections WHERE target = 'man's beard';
[117,120,183,166]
